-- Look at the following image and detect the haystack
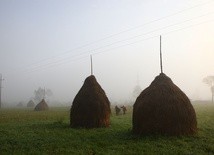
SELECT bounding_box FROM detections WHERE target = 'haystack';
[27,100,35,107]
[132,73,197,135]
[70,75,111,128]
[34,99,49,111]
[17,102,23,107]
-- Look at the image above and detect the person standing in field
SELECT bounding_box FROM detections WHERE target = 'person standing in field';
[121,106,127,115]
[115,105,121,116]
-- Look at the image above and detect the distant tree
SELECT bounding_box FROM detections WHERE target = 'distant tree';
[203,76,214,103]
[33,87,53,103]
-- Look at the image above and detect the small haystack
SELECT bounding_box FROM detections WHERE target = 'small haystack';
[27,100,35,108]
[17,102,23,107]
[132,73,197,135]
[70,75,111,128]
[34,99,49,111]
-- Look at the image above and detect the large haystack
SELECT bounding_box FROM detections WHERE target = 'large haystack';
[34,99,49,111]
[132,73,197,135]
[27,100,35,108]
[70,75,111,128]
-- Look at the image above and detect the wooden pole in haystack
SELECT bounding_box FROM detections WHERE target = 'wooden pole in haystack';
[160,35,163,73]
[90,55,93,75]
[43,87,46,100]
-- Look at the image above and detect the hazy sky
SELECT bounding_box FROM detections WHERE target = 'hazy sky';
[0,0,214,105]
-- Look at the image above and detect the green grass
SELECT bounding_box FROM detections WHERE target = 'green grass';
[0,104,214,155]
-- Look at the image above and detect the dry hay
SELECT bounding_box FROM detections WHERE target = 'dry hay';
[70,75,111,128]
[27,100,35,107]
[132,73,197,136]
[34,99,49,111]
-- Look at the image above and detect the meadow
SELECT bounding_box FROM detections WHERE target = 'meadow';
[0,103,214,155]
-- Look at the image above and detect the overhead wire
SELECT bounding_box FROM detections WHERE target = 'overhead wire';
[93,18,214,56]
[24,17,214,75]
[22,10,214,74]
[5,0,214,76]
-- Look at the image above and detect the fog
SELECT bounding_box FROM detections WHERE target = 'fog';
[0,0,214,106]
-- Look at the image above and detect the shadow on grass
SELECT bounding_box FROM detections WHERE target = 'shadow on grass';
[28,121,199,144]
[113,129,199,142]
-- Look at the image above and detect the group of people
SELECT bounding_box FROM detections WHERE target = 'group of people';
[115,105,127,115]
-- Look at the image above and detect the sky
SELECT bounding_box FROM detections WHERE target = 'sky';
[0,0,214,105]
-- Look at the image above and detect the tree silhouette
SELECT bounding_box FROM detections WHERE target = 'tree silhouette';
[33,87,53,103]
[203,76,214,103]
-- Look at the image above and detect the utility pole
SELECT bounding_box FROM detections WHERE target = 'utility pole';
[0,74,4,109]
[160,35,163,73]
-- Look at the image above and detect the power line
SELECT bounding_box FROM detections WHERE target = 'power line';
[93,18,214,56]
[20,11,214,73]
[20,17,214,76]
[93,35,159,56]
[162,18,214,36]
[5,0,214,76]
[25,55,89,74]
[62,0,214,49]
[22,17,214,75]
[90,11,214,52]
[5,5,214,76]
[82,0,214,42]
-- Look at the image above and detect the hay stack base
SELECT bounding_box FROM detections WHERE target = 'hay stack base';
[132,73,197,136]
[34,99,49,111]
[70,75,111,128]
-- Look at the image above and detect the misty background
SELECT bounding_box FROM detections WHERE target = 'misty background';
[0,0,214,106]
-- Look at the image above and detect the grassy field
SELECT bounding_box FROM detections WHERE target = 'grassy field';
[0,103,214,155]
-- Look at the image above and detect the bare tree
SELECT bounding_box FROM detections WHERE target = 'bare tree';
[33,87,53,103]
[203,76,214,103]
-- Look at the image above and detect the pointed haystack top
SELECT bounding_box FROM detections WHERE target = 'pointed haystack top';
[132,73,197,135]
[70,75,111,128]
[27,100,35,107]
[151,73,171,85]
[83,75,97,87]
[34,99,49,111]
